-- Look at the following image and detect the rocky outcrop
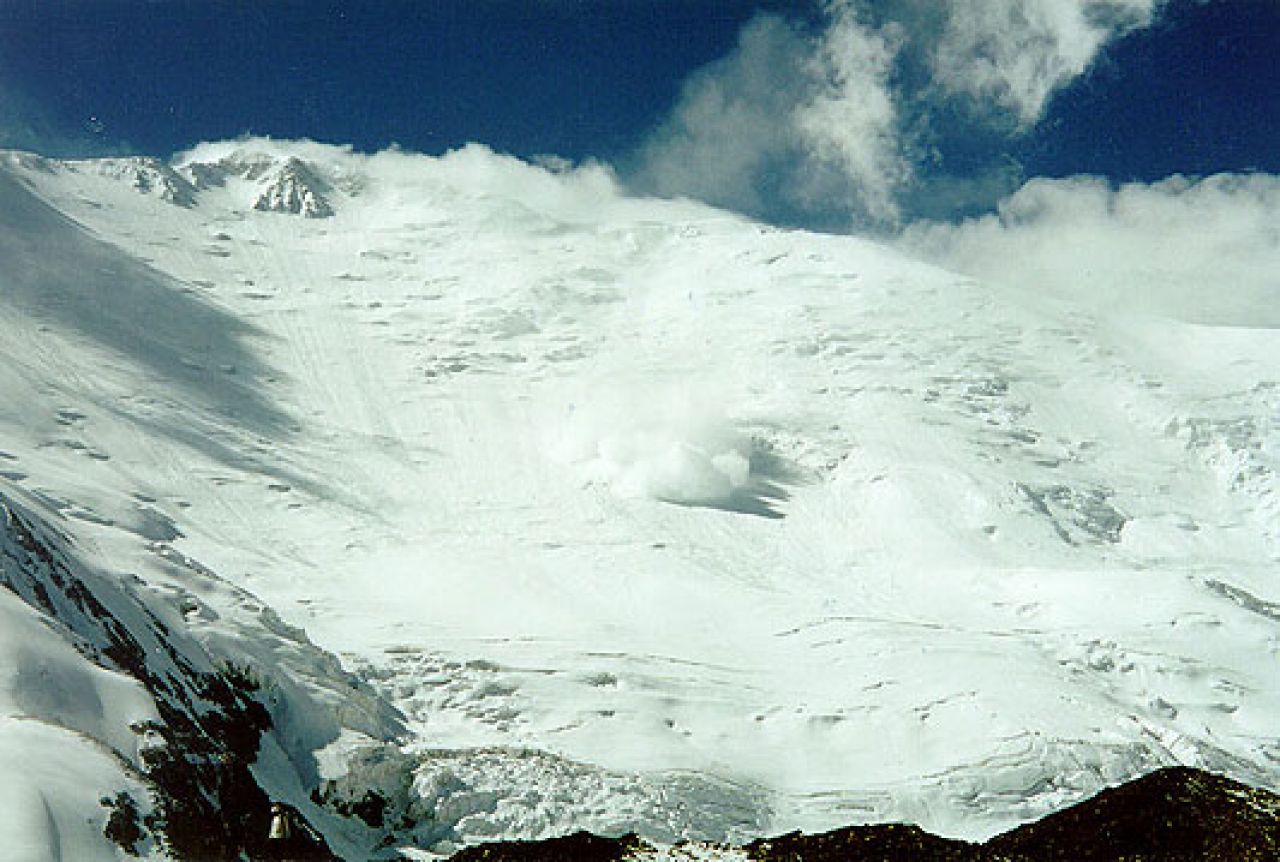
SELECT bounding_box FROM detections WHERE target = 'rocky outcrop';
[90,156,198,206]
[253,157,335,218]
[440,766,1280,861]
[451,831,648,862]
[746,824,974,861]
[0,493,336,860]
[983,765,1280,861]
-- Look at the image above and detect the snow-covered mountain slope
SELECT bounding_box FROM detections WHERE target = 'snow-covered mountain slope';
[0,139,1276,858]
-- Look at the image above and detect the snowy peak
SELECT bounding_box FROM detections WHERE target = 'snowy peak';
[252,156,335,218]
[0,145,343,218]
[174,148,339,217]
[0,149,57,175]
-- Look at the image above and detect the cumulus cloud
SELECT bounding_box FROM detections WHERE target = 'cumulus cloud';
[929,0,1160,127]
[793,4,909,221]
[630,0,1166,226]
[899,172,1280,325]
[629,14,815,219]
[632,3,907,225]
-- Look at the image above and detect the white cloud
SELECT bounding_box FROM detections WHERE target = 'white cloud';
[630,14,813,218]
[631,4,907,225]
[794,2,909,221]
[929,0,1161,126]
[631,0,1167,226]
[899,172,1280,325]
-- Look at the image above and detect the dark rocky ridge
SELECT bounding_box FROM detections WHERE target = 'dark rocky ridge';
[0,492,336,861]
[444,767,1280,862]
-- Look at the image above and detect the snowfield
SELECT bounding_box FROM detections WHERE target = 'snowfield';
[0,139,1276,858]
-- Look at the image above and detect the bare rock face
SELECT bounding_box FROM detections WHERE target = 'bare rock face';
[122,158,199,207]
[253,157,335,218]
[450,831,646,862]
[746,824,975,861]
[439,767,1280,861]
[984,766,1280,861]
[0,495,336,861]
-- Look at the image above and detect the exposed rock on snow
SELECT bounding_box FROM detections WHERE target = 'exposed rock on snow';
[451,830,648,862]
[252,157,336,218]
[0,490,336,859]
[984,766,1280,861]
[81,157,199,207]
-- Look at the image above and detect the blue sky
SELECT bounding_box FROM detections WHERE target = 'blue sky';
[1,0,1277,230]
[0,1,790,158]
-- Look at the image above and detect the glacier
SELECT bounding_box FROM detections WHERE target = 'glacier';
[0,139,1276,859]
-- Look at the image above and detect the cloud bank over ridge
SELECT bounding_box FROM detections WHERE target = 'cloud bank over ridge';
[900,172,1280,326]
[629,0,1280,325]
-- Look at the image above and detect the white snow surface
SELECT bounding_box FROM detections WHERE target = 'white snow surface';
[0,139,1277,857]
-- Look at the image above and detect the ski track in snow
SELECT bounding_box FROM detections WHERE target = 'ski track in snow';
[0,142,1277,856]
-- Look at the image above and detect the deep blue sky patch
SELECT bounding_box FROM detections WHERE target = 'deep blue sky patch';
[0,0,803,160]
[1,0,1277,225]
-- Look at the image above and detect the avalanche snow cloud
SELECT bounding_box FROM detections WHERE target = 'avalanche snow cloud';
[0,139,1278,858]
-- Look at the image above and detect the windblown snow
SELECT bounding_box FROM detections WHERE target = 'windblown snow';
[0,139,1276,859]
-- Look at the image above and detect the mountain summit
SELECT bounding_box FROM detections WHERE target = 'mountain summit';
[251,157,335,218]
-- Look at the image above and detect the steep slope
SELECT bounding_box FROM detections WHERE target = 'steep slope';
[1,487,294,860]
[0,139,1276,857]
[0,154,401,859]
[0,492,159,860]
